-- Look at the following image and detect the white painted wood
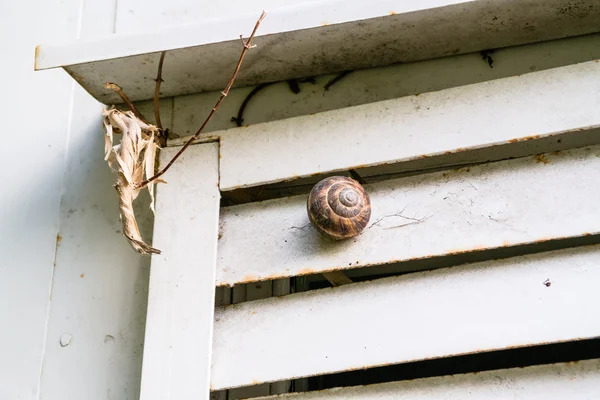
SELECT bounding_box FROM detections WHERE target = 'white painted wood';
[227,282,273,398]
[168,33,600,138]
[218,60,600,190]
[0,1,84,398]
[35,0,600,104]
[114,0,321,35]
[37,0,157,398]
[212,245,600,389]
[211,288,232,400]
[217,145,600,286]
[140,144,220,400]
[254,359,600,399]
[212,281,292,398]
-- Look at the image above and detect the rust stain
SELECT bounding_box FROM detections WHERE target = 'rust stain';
[69,70,86,84]
[80,273,84,278]
[389,11,396,15]
[551,150,561,156]
[240,274,259,283]
[321,22,329,26]
[297,268,316,275]
[444,244,488,255]
[509,134,541,143]
[34,45,41,70]
[535,154,549,164]
[56,234,62,244]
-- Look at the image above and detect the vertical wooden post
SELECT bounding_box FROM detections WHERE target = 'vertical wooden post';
[140,143,220,399]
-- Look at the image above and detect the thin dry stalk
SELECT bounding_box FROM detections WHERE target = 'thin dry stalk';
[105,82,149,124]
[135,10,266,190]
[154,51,167,130]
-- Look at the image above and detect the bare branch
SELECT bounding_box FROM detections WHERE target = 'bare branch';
[105,82,149,124]
[154,51,167,130]
[135,11,267,190]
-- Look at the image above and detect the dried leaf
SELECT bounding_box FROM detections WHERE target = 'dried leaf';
[144,133,159,214]
[102,108,162,255]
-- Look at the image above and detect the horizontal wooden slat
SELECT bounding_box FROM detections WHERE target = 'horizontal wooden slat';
[36,0,600,104]
[218,59,600,190]
[211,245,600,390]
[217,145,600,286]
[253,360,600,399]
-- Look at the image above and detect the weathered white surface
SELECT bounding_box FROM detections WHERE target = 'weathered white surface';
[219,60,600,190]
[217,145,600,286]
[254,360,600,399]
[169,33,600,138]
[140,144,220,400]
[38,2,154,400]
[0,1,116,399]
[36,0,600,104]
[212,245,600,389]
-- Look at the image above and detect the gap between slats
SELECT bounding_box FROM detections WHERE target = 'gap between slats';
[253,357,600,399]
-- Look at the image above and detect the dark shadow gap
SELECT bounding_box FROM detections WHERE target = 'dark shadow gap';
[306,339,600,391]
[217,339,600,398]
[297,234,600,289]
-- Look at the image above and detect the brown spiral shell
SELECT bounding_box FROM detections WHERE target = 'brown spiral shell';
[307,176,371,240]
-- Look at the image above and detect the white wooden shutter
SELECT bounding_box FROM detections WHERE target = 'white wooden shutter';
[36,1,600,398]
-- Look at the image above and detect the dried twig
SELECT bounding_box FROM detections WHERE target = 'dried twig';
[105,82,149,124]
[154,51,167,130]
[135,11,266,190]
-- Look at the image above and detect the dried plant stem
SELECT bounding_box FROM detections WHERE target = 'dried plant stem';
[135,10,266,190]
[154,51,167,130]
[105,82,149,124]
[115,176,161,255]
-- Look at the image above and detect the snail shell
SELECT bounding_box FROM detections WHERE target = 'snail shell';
[307,176,371,240]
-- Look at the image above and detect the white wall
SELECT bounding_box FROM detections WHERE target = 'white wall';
[0,1,80,398]
[0,1,151,399]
